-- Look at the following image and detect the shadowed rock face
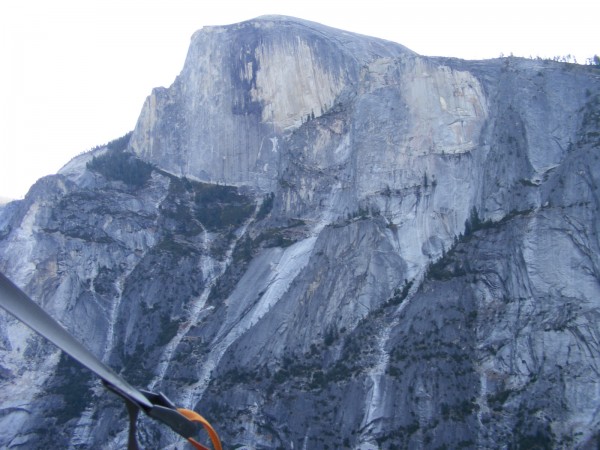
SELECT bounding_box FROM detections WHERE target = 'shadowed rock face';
[1,15,599,449]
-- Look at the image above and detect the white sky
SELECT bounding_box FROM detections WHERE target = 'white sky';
[1,0,598,200]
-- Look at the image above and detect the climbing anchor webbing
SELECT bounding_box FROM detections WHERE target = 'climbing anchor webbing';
[0,270,221,450]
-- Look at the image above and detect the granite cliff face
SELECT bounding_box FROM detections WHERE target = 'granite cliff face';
[1,16,599,449]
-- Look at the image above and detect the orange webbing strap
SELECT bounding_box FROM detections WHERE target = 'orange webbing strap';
[177,408,222,450]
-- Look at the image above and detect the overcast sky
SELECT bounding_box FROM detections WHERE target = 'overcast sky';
[1,0,597,200]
